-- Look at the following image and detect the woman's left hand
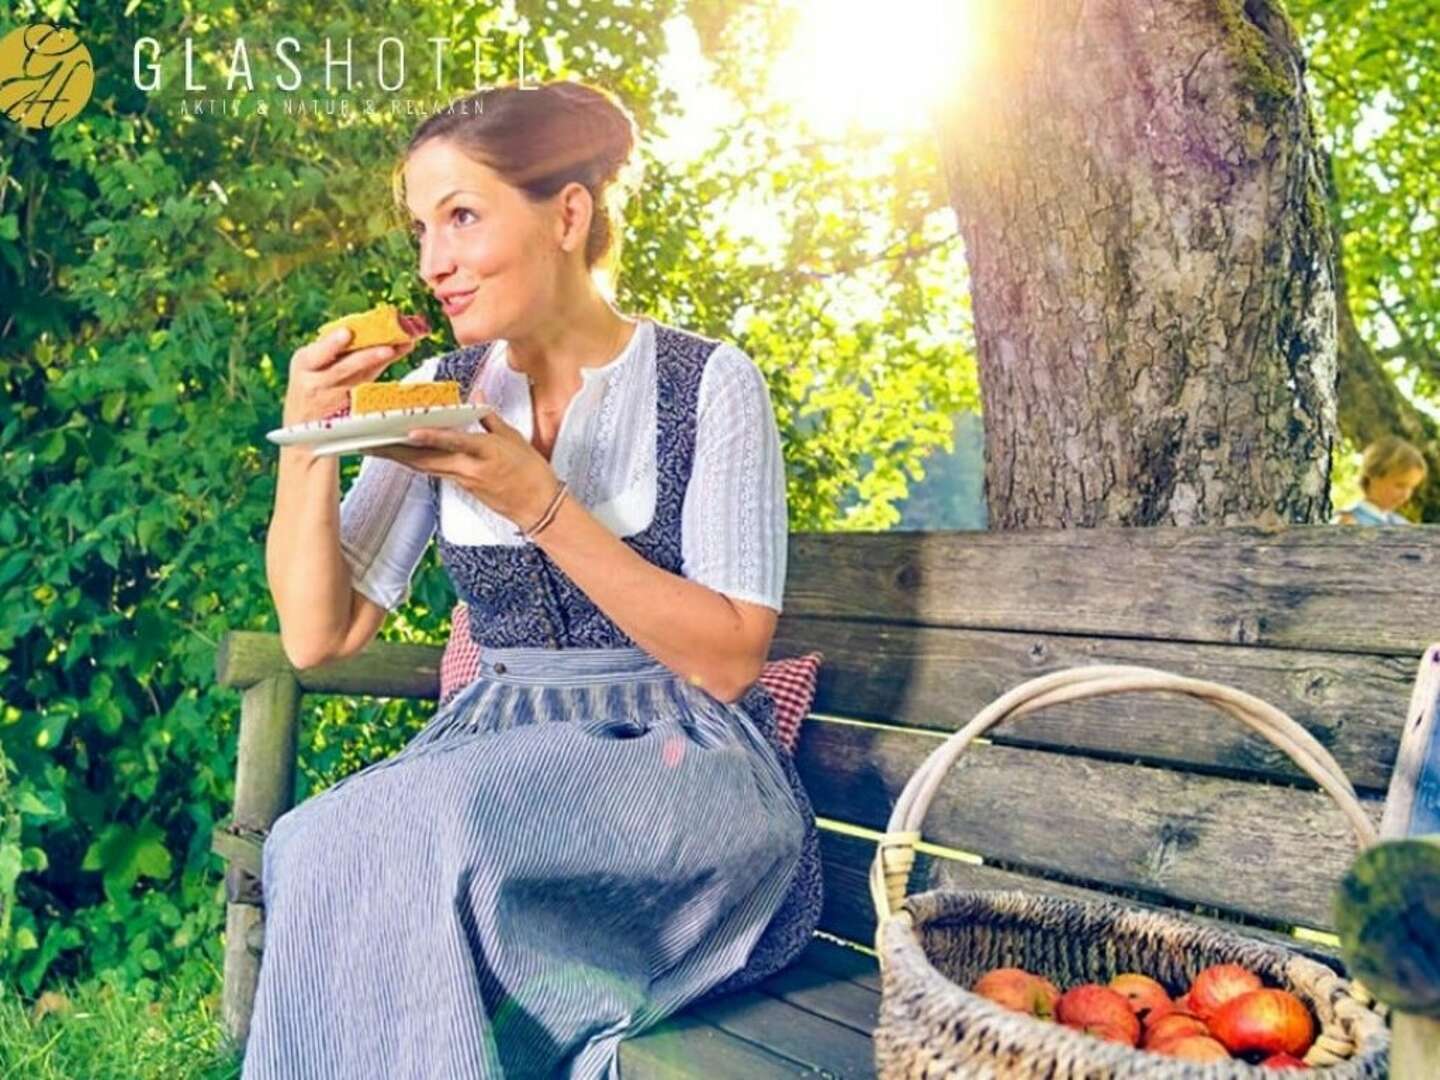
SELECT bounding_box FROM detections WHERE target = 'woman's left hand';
[364,406,559,528]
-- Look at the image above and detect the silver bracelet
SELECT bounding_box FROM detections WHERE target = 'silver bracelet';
[515,481,568,542]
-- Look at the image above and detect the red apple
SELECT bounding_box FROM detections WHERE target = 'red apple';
[1208,988,1316,1058]
[1108,973,1171,1020]
[972,967,1061,1019]
[1143,1012,1209,1048]
[1187,963,1263,1021]
[1143,997,1195,1026]
[1154,1034,1231,1061]
[1261,1052,1308,1070]
[1055,984,1141,1046]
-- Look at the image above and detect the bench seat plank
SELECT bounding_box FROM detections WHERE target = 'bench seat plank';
[757,964,879,1036]
[782,937,882,993]
[687,988,877,1078]
[618,1012,820,1078]
[775,619,1410,792]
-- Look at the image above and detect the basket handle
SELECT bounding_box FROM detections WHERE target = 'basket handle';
[868,665,1379,946]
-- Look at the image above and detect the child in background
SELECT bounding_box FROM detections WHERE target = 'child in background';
[1335,436,1428,525]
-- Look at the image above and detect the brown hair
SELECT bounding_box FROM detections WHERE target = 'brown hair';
[393,80,641,271]
[1360,435,1427,491]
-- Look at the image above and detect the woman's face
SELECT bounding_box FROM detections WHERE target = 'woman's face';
[1367,466,1426,511]
[403,138,563,345]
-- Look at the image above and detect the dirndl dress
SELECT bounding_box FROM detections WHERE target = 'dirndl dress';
[241,323,825,1079]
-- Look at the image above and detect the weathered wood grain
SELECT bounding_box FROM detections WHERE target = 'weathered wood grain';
[617,1012,816,1078]
[1380,645,1440,838]
[221,673,301,1047]
[212,823,263,880]
[220,902,263,1060]
[788,936,882,995]
[797,721,1383,930]
[688,989,876,1078]
[216,630,440,697]
[755,964,878,1037]
[780,527,1437,656]
[813,829,1343,970]
[774,619,1411,792]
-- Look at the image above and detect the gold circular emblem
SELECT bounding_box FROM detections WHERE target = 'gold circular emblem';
[0,24,94,129]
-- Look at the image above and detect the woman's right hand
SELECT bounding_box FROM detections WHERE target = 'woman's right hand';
[282,327,419,427]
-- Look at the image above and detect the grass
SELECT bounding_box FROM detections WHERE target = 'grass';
[0,955,243,1080]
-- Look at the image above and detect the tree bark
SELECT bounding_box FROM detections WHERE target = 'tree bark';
[934,0,1338,528]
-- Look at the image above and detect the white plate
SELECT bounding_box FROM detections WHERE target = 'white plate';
[266,403,495,457]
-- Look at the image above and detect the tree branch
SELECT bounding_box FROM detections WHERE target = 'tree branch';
[787,232,958,283]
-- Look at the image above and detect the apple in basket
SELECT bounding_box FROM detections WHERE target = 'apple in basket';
[1108,973,1171,1022]
[1055,985,1141,1046]
[1142,996,1194,1025]
[1186,963,1263,1021]
[1207,988,1316,1059]
[971,967,1061,1019]
[1154,1034,1232,1062]
[1142,1012,1209,1049]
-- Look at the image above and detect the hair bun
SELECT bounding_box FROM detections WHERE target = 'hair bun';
[400,80,643,272]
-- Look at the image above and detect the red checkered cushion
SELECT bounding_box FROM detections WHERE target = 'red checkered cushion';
[760,648,823,755]
[438,602,821,755]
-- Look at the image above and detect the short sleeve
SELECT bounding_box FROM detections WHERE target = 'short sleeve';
[681,345,788,612]
[337,356,441,611]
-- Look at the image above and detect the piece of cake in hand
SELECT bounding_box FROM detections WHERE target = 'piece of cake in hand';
[349,380,462,416]
[316,303,431,351]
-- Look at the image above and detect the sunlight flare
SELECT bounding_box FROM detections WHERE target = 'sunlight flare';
[771,0,978,136]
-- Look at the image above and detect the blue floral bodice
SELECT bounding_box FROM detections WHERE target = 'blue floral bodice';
[428,323,718,650]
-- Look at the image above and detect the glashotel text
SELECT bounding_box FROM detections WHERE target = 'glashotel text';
[131,36,543,93]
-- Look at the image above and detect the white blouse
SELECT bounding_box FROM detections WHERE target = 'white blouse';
[336,316,789,615]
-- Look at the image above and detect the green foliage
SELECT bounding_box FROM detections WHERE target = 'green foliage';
[0,0,976,998]
[1290,0,1440,403]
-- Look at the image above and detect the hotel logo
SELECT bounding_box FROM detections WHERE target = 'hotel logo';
[0,24,94,129]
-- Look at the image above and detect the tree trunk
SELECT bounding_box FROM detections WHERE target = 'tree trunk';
[934,0,1338,528]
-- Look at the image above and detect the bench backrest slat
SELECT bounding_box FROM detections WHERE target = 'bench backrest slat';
[813,830,1344,969]
[783,528,1434,656]
[774,620,1409,793]
[795,720,1379,933]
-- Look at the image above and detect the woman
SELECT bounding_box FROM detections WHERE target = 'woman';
[251,81,822,1078]
[1334,436,1427,526]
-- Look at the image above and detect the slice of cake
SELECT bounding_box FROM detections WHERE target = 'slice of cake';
[349,380,462,415]
[317,303,431,350]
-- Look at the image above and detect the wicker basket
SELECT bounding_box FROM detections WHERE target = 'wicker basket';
[868,665,1391,1078]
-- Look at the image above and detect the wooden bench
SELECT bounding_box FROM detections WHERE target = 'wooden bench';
[211,525,1438,1076]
